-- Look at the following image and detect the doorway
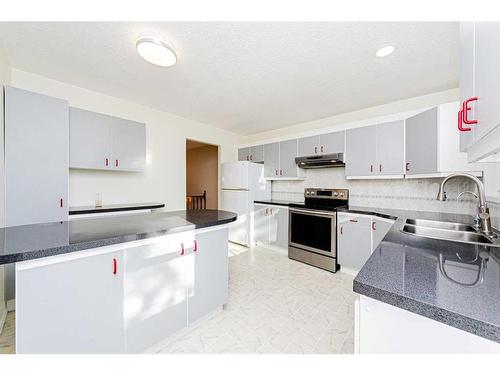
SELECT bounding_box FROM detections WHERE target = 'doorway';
[186,139,219,210]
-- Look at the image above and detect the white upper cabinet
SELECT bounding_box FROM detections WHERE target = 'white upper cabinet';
[111,117,146,171]
[345,126,377,177]
[263,140,305,179]
[5,86,69,226]
[70,107,112,169]
[297,131,344,157]
[376,121,405,176]
[460,22,500,162]
[69,107,146,172]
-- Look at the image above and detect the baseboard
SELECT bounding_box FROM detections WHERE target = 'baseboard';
[0,308,7,335]
[6,299,15,312]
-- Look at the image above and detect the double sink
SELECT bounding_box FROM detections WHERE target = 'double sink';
[402,218,500,247]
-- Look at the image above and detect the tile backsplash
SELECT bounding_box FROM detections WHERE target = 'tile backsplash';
[271,168,500,229]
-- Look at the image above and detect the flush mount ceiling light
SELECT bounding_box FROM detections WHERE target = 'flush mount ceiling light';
[136,36,177,67]
[375,45,396,58]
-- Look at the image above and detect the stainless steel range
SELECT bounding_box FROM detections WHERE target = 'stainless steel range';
[288,188,349,272]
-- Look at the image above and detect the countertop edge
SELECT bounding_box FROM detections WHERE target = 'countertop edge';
[353,279,500,344]
[69,202,165,215]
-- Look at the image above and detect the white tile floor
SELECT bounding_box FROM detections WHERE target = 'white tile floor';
[157,245,357,354]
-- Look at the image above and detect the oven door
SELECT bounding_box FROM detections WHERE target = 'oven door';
[289,208,336,258]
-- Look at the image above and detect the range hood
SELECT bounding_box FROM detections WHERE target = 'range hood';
[295,153,345,169]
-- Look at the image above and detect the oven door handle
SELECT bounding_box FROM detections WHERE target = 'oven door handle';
[289,208,337,217]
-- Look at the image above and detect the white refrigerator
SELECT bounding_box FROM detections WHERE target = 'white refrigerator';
[220,161,271,247]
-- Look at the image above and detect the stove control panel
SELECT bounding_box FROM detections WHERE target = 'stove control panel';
[304,188,349,201]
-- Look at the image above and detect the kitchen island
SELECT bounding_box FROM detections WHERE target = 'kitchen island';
[0,209,237,354]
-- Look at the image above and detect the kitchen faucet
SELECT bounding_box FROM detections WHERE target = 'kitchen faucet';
[437,173,495,237]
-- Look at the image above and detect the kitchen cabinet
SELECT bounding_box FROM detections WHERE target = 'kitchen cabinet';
[346,121,404,178]
[405,102,481,177]
[124,234,191,353]
[253,204,289,250]
[264,142,280,177]
[111,117,146,171]
[371,217,395,251]
[337,213,372,272]
[345,126,377,177]
[297,131,344,157]
[69,107,146,172]
[238,145,264,163]
[238,147,249,161]
[16,226,229,353]
[188,228,229,324]
[70,107,112,169]
[459,22,475,152]
[17,249,125,354]
[4,86,69,227]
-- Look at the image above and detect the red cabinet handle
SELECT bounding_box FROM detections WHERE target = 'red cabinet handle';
[315,146,318,154]
[321,146,324,153]
[60,198,63,208]
[405,162,410,172]
[105,158,109,167]
[180,243,185,256]
[349,219,358,223]
[370,165,373,173]
[250,155,253,161]
[270,208,273,215]
[193,240,198,252]
[379,164,382,172]
[458,109,471,132]
[275,170,278,175]
[463,97,478,125]
[280,170,283,176]
[113,258,117,275]
[340,227,343,235]
[115,159,119,167]
[372,222,376,231]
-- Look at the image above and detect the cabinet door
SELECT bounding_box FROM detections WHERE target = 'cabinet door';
[376,121,405,176]
[459,22,476,151]
[345,126,377,177]
[69,107,112,169]
[405,108,438,175]
[188,229,229,324]
[238,147,249,161]
[5,86,69,226]
[337,214,372,271]
[124,236,189,353]
[298,135,320,156]
[320,131,345,154]
[279,139,299,177]
[269,206,289,249]
[254,204,270,245]
[371,218,394,251]
[264,142,280,177]
[474,22,500,142]
[250,145,264,163]
[111,117,146,171]
[16,250,125,353]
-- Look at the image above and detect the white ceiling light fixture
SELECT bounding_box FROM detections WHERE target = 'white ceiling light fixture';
[136,36,177,67]
[375,45,396,58]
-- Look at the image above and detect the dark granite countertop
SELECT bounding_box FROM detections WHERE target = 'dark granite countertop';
[345,205,500,343]
[254,199,304,207]
[69,202,165,215]
[0,210,237,265]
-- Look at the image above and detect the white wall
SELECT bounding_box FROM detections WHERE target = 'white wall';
[0,46,10,328]
[10,69,242,210]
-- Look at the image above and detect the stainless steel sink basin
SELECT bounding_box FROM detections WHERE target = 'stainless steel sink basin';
[405,219,477,232]
[402,225,493,245]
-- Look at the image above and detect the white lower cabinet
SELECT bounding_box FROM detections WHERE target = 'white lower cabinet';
[253,204,289,250]
[337,213,394,274]
[16,249,126,354]
[356,295,500,353]
[16,226,229,354]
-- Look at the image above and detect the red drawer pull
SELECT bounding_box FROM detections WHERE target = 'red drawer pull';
[113,258,117,275]
[372,222,376,231]
[105,158,109,167]
[458,109,471,132]
[193,240,198,252]
[340,227,343,235]
[115,159,119,167]
[349,219,358,223]
[180,243,185,256]
[315,146,318,154]
[463,97,478,125]
[370,165,373,173]
[60,198,63,208]
[321,146,324,153]
[405,162,410,172]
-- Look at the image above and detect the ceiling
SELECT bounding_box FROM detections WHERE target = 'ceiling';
[0,22,459,135]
